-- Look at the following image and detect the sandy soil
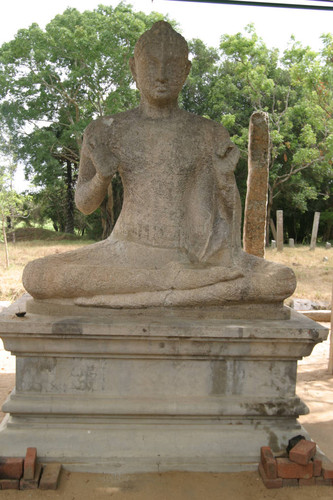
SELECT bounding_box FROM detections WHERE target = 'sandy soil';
[0,325,331,499]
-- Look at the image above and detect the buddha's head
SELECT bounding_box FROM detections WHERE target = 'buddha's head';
[130,21,191,107]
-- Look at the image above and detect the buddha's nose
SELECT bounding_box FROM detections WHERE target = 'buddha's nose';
[156,64,168,83]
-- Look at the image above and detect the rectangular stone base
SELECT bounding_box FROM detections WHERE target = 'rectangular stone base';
[0,299,328,473]
[0,415,311,473]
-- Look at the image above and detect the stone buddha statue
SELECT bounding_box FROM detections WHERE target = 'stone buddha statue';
[23,21,296,310]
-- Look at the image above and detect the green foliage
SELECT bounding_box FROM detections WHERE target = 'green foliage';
[181,26,333,242]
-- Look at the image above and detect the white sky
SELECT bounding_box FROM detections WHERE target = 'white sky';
[1,0,332,52]
[1,0,332,190]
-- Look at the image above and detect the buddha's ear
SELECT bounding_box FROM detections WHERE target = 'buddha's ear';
[185,61,192,80]
[129,57,136,81]
[185,60,192,77]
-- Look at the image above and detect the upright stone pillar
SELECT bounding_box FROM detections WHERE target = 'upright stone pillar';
[310,212,320,251]
[243,112,270,258]
[276,210,284,252]
[270,219,277,241]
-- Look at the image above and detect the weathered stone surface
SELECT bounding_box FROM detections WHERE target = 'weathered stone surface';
[243,111,269,258]
[301,310,331,322]
[0,301,328,473]
[291,299,312,311]
[22,21,295,310]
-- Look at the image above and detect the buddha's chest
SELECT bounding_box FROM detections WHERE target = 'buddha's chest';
[114,119,211,182]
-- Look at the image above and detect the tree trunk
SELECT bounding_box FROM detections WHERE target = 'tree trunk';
[2,215,9,269]
[64,160,75,234]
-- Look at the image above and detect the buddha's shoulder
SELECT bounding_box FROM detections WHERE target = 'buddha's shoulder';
[180,110,231,140]
[84,109,139,135]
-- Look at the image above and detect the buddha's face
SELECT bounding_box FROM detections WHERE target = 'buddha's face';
[130,41,191,106]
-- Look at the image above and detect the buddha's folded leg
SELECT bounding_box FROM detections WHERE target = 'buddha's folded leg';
[23,243,242,299]
[75,261,296,308]
[23,255,243,300]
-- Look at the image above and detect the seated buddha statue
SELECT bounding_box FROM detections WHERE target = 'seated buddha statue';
[22,21,295,310]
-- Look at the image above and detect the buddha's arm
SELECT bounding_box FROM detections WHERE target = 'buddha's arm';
[75,121,119,215]
[213,126,240,179]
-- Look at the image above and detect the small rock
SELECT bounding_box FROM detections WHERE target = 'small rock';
[290,299,312,311]
[310,300,330,310]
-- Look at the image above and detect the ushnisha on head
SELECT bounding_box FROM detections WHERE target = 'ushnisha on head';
[129,21,192,107]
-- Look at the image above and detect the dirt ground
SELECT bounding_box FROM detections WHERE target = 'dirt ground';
[0,325,331,499]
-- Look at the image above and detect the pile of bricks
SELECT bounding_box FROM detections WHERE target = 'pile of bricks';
[0,447,62,491]
[259,439,333,488]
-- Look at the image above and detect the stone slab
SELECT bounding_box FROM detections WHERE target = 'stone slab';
[0,299,328,473]
[300,310,331,322]
[25,297,290,320]
[0,416,313,474]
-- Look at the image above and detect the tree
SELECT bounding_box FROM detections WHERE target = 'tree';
[0,166,29,268]
[0,3,168,235]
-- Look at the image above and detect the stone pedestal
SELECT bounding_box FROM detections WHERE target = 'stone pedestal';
[0,298,328,473]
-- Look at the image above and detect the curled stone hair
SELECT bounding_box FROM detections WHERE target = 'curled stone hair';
[134,21,189,59]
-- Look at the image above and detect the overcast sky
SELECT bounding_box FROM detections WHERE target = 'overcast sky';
[1,0,332,191]
[1,0,333,52]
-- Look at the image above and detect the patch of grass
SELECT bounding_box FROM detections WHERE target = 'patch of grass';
[266,245,333,305]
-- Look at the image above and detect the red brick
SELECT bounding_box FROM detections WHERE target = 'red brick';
[258,463,283,489]
[315,476,333,486]
[277,458,313,479]
[322,462,333,479]
[289,440,316,466]
[0,458,23,479]
[282,478,298,487]
[312,458,322,477]
[39,463,62,490]
[299,478,316,486]
[0,479,19,490]
[24,447,37,480]
[260,446,277,479]
[20,463,42,490]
